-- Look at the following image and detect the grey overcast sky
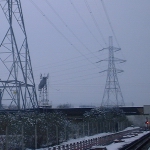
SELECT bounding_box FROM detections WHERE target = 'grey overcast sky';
[0,0,150,107]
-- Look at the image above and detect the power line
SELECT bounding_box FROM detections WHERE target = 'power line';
[84,0,107,46]
[29,0,98,68]
[101,0,120,48]
[0,48,108,77]
[48,65,100,78]
[70,0,103,48]
[27,0,111,89]
[44,0,100,61]
[33,50,100,70]
[33,61,107,81]
[50,72,105,85]
[33,63,96,76]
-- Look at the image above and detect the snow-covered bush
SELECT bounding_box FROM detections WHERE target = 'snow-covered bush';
[0,107,130,149]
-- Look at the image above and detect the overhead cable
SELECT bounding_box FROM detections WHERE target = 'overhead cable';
[84,0,107,46]
[29,0,98,68]
[70,0,103,48]
[101,0,120,48]
[50,72,103,84]
[45,0,100,61]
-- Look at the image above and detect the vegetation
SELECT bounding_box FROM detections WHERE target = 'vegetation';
[0,107,130,149]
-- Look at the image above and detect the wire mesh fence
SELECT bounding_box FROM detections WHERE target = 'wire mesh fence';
[0,108,130,149]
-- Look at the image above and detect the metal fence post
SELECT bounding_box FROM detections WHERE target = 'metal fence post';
[22,125,24,150]
[35,120,37,149]
[6,126,8,150]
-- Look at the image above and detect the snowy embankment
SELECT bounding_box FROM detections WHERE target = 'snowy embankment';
[31,126,150,150]
[93,130,150,150]
[60,127,140,146]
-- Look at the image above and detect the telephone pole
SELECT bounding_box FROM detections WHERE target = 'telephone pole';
[0,0,38,109]
[98,36,125,107]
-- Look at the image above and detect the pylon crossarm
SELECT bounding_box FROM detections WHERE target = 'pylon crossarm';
[99,47,108,51]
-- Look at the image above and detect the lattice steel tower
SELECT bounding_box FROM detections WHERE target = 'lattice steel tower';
[98,36,125,107]
[0,0,38,109]
[38,74,51,107]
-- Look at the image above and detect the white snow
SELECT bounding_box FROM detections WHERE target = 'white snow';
[30,127,150,150]
[59,127,139,146]
[90,129,150,150]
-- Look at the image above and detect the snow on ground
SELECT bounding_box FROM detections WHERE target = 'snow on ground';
[32,127,150,150]
[109,131,150,149]
[95,130,150,150]
[59,127,140,146]
[61,132,112,146]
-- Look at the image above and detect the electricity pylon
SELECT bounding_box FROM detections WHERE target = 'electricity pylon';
[97,36,125,107]
[0,0,38,109]
[38,74,51,108]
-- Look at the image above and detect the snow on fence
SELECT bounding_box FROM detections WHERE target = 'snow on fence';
[47,128,139,150]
